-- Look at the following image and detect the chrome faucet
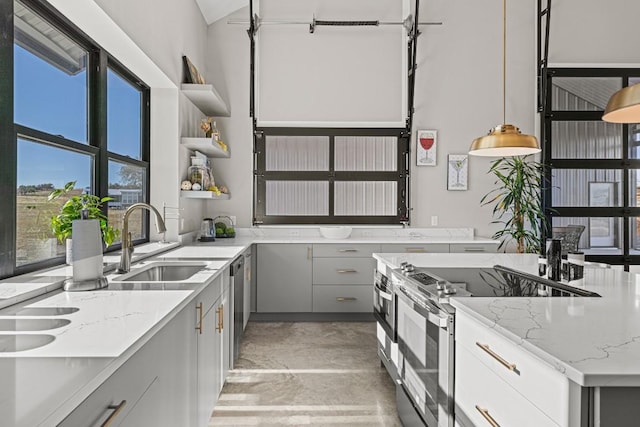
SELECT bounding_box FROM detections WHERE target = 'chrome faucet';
[116,203,167,273]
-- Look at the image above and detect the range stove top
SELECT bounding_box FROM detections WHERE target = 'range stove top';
[392,264,600,304]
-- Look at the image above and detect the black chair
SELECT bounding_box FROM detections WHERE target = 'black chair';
[552,225,586,256]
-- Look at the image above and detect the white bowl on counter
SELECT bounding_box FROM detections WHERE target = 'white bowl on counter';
[319,226,352,239]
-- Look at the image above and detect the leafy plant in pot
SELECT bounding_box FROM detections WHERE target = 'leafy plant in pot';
[48,181,120,263]
[481,155,548,253]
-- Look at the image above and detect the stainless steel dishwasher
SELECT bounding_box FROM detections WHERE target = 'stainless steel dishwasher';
[230,255,244,366]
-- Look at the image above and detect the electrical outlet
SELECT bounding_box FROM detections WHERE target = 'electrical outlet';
[289,230,300,237]
[363,230,372,237]
[431,216,438,226]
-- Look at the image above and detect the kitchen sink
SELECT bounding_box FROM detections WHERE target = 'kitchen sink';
[0,334,55,352]
[114,262,208,282]
[4,307,79,316]
[0,319,70,331]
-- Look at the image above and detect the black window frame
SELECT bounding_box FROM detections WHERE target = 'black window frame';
[543,67,640,269]
[1,0,150,279]
[253,127,410,225]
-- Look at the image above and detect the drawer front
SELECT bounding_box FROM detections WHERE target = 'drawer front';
[379,243,450,253]
[199,273,224,315]
[313,258,376,285]
[312,244,380,258]
[455,344,559,427]
[312,285,373,312]
[456,311,568,424]
[449,243,497,253]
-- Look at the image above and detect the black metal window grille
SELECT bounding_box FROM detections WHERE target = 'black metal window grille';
[253,127,409,225]
[0,0,150,279]
[543,68,640,269]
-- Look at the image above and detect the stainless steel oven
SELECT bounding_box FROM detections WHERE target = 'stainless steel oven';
[374,269,396,378]
[395,280,454,427]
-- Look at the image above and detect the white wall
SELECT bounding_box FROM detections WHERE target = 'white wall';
[204,1,537,238]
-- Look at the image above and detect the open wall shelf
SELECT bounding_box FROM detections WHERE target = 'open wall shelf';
[181,84,230,117]
[180,191,230,200]
[181,138,229,158]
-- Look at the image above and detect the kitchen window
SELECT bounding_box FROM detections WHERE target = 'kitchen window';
[543,69,640,268]
[0,0,150,278]
[253,128,409,225]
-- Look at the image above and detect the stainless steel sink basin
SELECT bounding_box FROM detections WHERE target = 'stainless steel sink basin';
[4,307,79,316]
[115,262,208,282]
[0,334,55,352]
[0,319,70,331]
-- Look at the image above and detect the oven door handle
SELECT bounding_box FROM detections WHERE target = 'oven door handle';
[375,284,392,301]
[397,286,449,328]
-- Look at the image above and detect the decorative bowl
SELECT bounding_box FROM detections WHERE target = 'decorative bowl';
[319,226,352,239]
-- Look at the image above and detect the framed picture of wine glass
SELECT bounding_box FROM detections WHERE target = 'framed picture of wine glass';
[447,154,468,191]
[416,130,437,166]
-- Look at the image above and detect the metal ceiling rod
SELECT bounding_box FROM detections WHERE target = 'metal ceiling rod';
[537,0,552,114]
[229,14,442,35]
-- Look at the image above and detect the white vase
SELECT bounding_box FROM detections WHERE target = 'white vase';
[66,239,73,265]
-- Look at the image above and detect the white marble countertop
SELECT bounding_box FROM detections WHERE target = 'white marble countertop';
[374,252,640,387]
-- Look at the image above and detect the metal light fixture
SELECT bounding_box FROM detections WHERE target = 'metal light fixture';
[602,83,640,123]
[469,0,540,157]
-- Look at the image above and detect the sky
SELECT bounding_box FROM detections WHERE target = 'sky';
[14,44,141,190]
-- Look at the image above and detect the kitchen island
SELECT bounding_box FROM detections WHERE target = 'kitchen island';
[374,252,640,426]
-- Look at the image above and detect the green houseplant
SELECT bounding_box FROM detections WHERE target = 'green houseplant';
[48,181,119,248]
[481,155,548,253]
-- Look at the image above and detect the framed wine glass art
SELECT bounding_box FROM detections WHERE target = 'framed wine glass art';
[447,154,468,191]
[416,130,437,166]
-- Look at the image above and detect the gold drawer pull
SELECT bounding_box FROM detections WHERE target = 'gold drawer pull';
[336,297,357,302]
[475,405,500,427]
[102,400,127,427]
[405,248,426,253]
[195,302,203,334]
[337,269,357,273]
[476,342,517,372]
[216,304,224,332]
[338,249,358,253]
[464,247,486,252]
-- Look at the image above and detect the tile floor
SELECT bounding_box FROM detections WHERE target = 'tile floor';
[210,321,401,426]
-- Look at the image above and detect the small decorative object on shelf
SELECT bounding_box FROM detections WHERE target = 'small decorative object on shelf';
[200,117,213,138]
[192,183,202,191]
[181,180,192,190]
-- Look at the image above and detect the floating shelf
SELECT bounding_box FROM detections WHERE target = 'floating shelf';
[180,191,230,200]
[181,84,230,117]
[181,137,229,158]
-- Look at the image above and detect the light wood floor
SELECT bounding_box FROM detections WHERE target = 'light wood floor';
[209,321,401,426]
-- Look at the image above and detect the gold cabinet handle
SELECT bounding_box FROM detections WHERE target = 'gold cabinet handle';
[195,302,203,334]
[464,247,486,252]
[405,248,426,253]
[336,297,357,302]
[216,304,224,332]
[476,342,517,372]
[337,269,357,273]
[101,400,127,427]
[338,248,358,253]
[475,405,500,427]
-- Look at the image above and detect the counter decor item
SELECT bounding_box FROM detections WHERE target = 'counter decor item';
[48,181,119,264]
[546,238,562,281]
[319,226,352,239]
[182,55,206,84]
[481,155,548,253]
[213,215,236,238]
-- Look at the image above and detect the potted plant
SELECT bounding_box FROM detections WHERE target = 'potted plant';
[48,181,119,263]
[481,155,548,253]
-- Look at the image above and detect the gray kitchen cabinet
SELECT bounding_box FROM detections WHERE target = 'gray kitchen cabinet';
[312,257,376,285]
[312,285,374,312]
[313,244,380,258]
[59,304,195,427]
[379,243,449,253]
[257,244,312,312]
[449,243,498,253]
[196,273,224,427]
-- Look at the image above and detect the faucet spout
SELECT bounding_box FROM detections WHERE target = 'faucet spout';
[116,203,167,273]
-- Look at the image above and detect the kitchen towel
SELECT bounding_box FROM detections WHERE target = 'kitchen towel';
[72,219,103,282]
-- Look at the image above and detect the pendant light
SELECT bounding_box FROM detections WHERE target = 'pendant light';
[602,83,640,123]
[469,0,541,157]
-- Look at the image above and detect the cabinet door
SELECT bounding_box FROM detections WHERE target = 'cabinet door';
[197,302,221,427]
[257,244,312,312]
[222,286,231,381]
[449,243,498,253]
